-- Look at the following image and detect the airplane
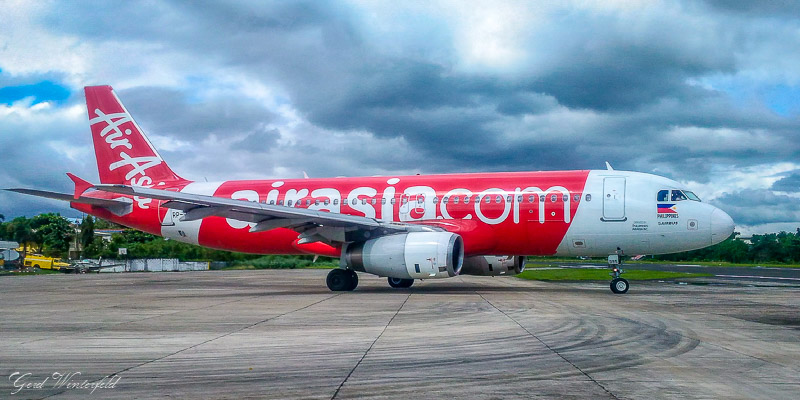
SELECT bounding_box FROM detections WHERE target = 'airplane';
[7,86,735,294]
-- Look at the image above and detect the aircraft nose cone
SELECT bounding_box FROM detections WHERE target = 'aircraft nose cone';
[711,208,735,245]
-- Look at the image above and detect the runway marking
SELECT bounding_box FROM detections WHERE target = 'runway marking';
[476,292,619,400]
[331,293,411,400]
[715,274,800,281]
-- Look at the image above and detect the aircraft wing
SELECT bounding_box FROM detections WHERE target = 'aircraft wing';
[5,188,133,216]
[93,184,440,244]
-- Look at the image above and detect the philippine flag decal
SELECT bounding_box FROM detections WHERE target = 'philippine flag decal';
[657,203,678,214]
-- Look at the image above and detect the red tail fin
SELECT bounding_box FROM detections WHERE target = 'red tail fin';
[84,86,186,185]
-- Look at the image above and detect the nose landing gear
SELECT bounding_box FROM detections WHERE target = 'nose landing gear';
[608,249,629,294]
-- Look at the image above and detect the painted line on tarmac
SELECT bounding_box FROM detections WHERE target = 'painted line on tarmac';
[715,274,800,281]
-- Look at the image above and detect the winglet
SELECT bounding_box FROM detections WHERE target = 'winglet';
[66,173,94,199]
[605,161,614,171]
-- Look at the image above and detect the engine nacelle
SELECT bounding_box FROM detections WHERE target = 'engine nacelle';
[342,232,464,279]
[460,255,526,276]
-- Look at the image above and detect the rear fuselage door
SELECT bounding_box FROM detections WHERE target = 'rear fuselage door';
[602,177,626,221]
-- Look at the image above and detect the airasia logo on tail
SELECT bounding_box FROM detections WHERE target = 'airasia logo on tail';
[88,107,163,209]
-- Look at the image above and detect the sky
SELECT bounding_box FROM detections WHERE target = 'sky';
[0,0,798,236]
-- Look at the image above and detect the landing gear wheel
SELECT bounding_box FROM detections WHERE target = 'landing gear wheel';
[346,269,358,291]
[388,277,414,289]
[327,269,357,291]
[610,278,629,294]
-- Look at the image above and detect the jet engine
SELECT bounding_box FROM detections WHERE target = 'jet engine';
[460,255,526,276]
[342,232,464,279]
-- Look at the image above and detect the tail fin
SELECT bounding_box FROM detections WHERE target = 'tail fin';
[84,85,186,185]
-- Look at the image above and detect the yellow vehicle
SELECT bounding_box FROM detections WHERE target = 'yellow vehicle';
[23,255,71,271]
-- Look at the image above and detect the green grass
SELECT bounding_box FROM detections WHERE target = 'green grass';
[525,256,800,269]
[223,256,338,270]
[220,264,336,270]
[517,268,711,281]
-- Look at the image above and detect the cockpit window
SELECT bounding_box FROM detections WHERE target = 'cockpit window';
[683,191,701,201]
[657,190,669,202]
[671,190,688,201]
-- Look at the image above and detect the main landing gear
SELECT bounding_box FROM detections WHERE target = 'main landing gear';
[608,250,629,294]
[327,268,358,291]
[387,277,414,289]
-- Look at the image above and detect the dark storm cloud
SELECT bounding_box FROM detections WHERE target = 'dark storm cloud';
[231,128,280,152]
[702,0,800,17]
[38,0,799,172]
[2,0,797,228]
[118,87,277,140]
[771,172,800,192]
[711,189,800,225]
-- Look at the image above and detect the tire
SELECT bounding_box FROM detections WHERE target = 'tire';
[346,269,358,291]
[326,269,350,291]
[388,277,414,289]
[610,278,629,294]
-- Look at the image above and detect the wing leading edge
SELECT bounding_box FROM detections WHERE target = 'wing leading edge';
[93,184,440,245]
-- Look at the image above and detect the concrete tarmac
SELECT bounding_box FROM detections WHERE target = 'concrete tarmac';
[1,270,798,399]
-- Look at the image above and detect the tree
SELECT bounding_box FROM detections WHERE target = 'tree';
[9,217,35,255]
[30,214,74,258]
[79,216,95,249]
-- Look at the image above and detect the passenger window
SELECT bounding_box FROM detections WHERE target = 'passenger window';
[657,190,669,202]
[433,196,439,204]
[443,196,448,204]
[563,194,568,202]
[287,200,293,206]
[333,199,339,205]
[269,200,275,205]
[573,194,580,202]
[507,195,513,203]
[485,196,491,203]
[585,194,592,202]
[671,190,687,201]
[278,199,283,205]
[464,196,470,204]
[517,195,522,202]
[351,198,357,205]
[495,196,501,204]
[453,196,459,204]
[540,196,545,203]
[324,199,330,205]
[390,198,396,205]
[381,198,386,205]
[528,195,534,203]
[362,198,367,205]
[314,199,319,206]
[306,199,311,205]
